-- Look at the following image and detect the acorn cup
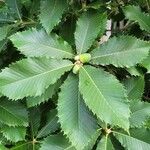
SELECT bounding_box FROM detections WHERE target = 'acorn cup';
[74,55,80,61]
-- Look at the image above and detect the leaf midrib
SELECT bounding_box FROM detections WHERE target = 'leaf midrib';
[113,131,150,146]
[21,41,74,57]
[36,116,57,138]
[0,104,26,126]
[78,18,90,54]
[82,67,126,123]
[92,47,149,60]
[11,141,32,150]
[14,0,22,21]
[1,64,73,87]
[49,0,57,23]
[127,78,143,97]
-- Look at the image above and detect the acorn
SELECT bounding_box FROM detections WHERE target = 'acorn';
[79,53,91,63]
[73,61,83,74]
[73,64,81,74]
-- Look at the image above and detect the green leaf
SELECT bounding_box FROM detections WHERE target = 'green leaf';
[39,0,68,34]
[79,66,130,130]
[130,100,150,127]
[123,76,144,100]
[5,0,22,21]
[84,131,100,150]
[0,5,15,23]
[97,136,115,150]
[40,134,75,150]
[141,54,150,73]
[145,119,150,128]
[0,58,73,100]
[114,130,150,150]
[29,108,41,138]
[0,25,11,41]
[0,125,26,142]
[123,5,150,32]
[126,67,142,76]
[26,79,62,107]
[75,11,107,54]
[36,109,60,139]
[130,128,150,144]
[11,141,40,150]
[0,99,28,127]
[0,144,7,150]
[58,75,98,150]
[29,0,40,19]
[0,12,15,23]
[0,132,8,145]
[0,39,8,53]
[10,29,74,59]
[91,36,150,67]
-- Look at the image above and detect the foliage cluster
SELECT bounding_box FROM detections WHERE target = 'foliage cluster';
[0,0,150,149]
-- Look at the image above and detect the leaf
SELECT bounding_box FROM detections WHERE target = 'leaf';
[114,130,150,150]
[11,141,40,150]
[0,99,28,127]
[145,119,150,128]
[39,0,68,34]
[141,54,150,73]
[126,67,142,76]
[79,66,130,130]
[40,134,75,150]
[91,36,150,67]
[29,0,40,19]
[86,1,102,9]
[58,75,98,150]
[123,76,144,100]
[0,132,8,145]
[5,0,22,21]
[0,12,15,23]
[84,131,100,150]
[75,11,107,54]
[0,125,26,142]
[96,136,115,150]
[26,79,62,107]
[130,100,150,127]
[0,144,8,150]
[0,92,2,98]
[36,109,60,139]
[123,5,150,33]
[10,29,74,59]
[0,3,15,23]
[29,108,41,138]
[0,25,11,41]
[0,58,73,100]
[0,39,8,53]
[130,128,150,144]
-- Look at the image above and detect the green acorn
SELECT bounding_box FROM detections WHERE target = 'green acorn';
[79,53,91,63]
[73,65,80,74]
[72,61,83,74]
